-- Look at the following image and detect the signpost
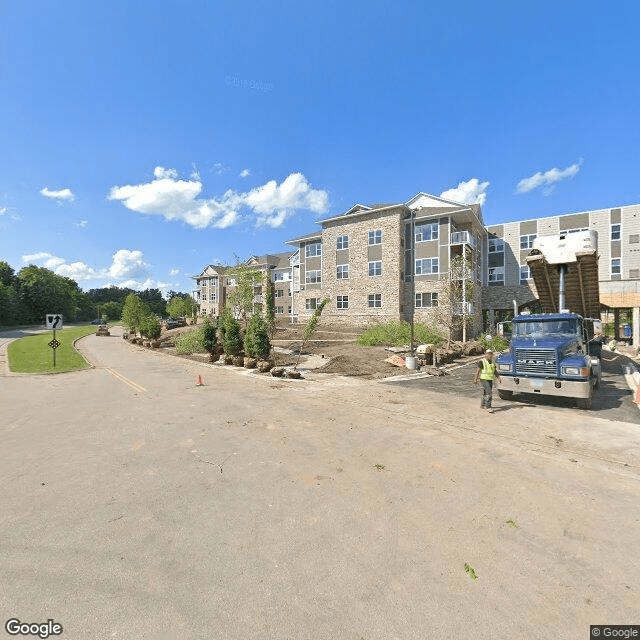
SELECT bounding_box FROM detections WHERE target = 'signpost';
[45,314,63,368]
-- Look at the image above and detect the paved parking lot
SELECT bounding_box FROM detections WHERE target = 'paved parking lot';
[384,349,640,424]
[1,328,639,639]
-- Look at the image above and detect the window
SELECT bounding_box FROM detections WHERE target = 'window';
[368,229,382,245]
[275,289,285,298]
[337,295,349,309]
[275,306,284,314]
[415,222,438,242]
[415,258,438,275]
[337,235,349,250]
[611,258,621,275]
[305,242,322,258]
[209,292,216,301]
[520,265,531,284]
[520,234,536,250]
[368,261,382,276]
[210,277,218,285]
[611,224,621,241]
[305,270,321,284]
[368,294,382,308]
[226,278,236,286]
[415,292,438,308]
[288,306,291,314]
[488,266,505,283]
[488,238,504,253]
[273,271,285,281]
[305,298,320,310]
[336,264,349,279]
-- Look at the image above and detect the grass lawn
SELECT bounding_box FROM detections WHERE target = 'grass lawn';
[7,325,98,373]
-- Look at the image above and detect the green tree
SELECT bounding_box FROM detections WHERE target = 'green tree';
[0,261,16,288]
[139,314,161,339]
[121,293,148,332]
[294,298,330,370]
[167,295,197,319]
[17,265,78,323]
[201,317,219,359]
[244,314,271,359]
[220,305,242,356]
[226,262,264,324]
[100,301,122,321]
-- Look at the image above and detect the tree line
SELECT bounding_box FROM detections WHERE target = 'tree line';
[0,260,194,326]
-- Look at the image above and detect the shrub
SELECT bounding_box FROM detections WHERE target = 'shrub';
[139,314,161,340]
[121,294,148,332]
[220,306,242,356]
[244,314,271,359]
[356,321,446,347]
[479,333,510,352]
[201,318,218,356]
[175,327,206,354]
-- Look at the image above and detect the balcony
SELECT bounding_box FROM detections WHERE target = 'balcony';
[451,231,476,248]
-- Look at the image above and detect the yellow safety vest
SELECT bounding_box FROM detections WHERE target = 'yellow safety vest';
[480,358,496,381]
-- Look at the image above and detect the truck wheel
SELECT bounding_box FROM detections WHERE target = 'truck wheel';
[576,392,593,410]
[498,390,513,400]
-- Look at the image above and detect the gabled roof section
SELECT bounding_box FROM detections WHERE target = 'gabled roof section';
[190,264,226,279]
[344,203,372,215]
[405,192,468,209]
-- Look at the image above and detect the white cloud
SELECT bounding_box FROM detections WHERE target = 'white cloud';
[516,161,582,195]
[109,166,329,229]
[0,207,6,215]
[170,268,180,276]
[212,162,228,175]
[75,219,88,228]
[40,187,75,202]
[240,168,251,178]
[22,252,66,269]
[440,178,490,206]
[107,249,149,280]
[55,261,99,281]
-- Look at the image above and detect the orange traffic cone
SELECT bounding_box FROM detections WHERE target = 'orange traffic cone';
[196,375,204,386]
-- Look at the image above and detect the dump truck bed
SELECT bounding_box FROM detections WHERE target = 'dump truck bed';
[526,250,600,317]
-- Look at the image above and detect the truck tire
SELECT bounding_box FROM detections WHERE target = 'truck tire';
[576,391,593,410]
[498,390,513,400]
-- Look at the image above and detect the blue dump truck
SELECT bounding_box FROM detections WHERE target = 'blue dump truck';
[496,230,604,410]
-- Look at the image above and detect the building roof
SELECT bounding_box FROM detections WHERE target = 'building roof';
[285,230,323,245]
[190,264,227,279]
[245,251,294,269]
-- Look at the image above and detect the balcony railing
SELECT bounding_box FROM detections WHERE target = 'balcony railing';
[451,231,476,248]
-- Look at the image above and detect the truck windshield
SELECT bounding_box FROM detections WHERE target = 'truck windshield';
[513,319,578,338]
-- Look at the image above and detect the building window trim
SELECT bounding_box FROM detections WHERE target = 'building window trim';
[305,242,322,258]
[368,229,383,245]
[611,223,621,241]
[415,292,438,308]
[368,293,382,308]
[305,270,321,284]
[336,264,349,279]
[337,235,349,250]
[415,258,439,275]
[519,234,537,250]
[415,222,439,243]
[337,295,349,310]
[611,258,621,276]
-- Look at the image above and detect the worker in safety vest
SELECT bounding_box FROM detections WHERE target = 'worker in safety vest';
[472,349,501,413]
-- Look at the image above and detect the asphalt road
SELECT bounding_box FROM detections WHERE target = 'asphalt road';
[384,350,640,424]
[1,328,639,639]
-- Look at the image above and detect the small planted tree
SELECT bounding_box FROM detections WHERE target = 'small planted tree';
[121,293,148,333]
[244,314,271,360]
[294,298,329,370]
[264,278,277,361]
[139,314,161,340]
[201,317,220,361]
[226,261,264,325]
[220,305,242,358]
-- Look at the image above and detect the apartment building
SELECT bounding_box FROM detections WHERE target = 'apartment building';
[191,252,294,318]
[193,194,640,343]
[484,203,640,342]
[286,193,485,334]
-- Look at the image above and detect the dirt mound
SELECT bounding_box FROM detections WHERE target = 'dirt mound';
[316,354,394,378]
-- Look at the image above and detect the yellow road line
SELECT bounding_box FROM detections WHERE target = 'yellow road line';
[105,368,147,394]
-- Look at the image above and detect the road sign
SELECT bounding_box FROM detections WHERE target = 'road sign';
[45,314,63,330]
[48,339,60,349]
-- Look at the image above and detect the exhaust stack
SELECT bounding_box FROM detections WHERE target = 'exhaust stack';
[558,264,567,313]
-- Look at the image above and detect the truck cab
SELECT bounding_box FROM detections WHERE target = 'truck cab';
[495,312,602,409]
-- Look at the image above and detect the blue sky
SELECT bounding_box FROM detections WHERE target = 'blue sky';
[1,0,639,294]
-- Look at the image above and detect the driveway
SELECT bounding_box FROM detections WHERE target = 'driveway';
[1,327,639,639]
